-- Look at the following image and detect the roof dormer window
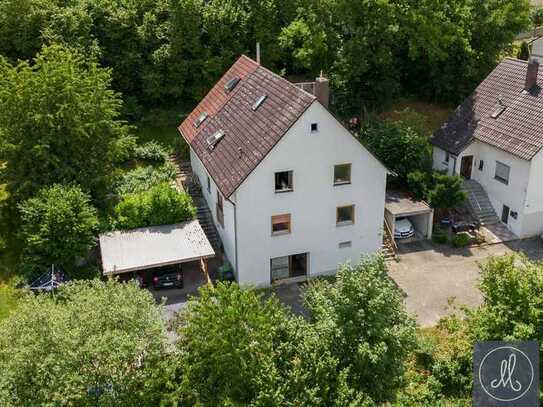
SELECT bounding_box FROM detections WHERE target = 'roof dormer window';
[206,130,225,150]
[193,112,208,128]
[224,76,240,93]
[252,95,267,111]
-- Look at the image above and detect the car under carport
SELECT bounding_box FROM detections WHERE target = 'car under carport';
[99,220,216,293]
[385,190,434,242]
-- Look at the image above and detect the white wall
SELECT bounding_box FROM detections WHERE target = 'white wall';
[523,149,543,237]
[455,141,531,237]
[233,102,387,286]
[190,149,237,271]
[432,147,455,175]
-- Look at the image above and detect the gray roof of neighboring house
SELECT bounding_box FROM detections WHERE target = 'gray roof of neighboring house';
[178,56,316,198]
[99,220,215,275]
[431,58,543,160]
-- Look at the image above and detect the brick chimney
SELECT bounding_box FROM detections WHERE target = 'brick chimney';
[525,58,539,90]
[314,72,330,108]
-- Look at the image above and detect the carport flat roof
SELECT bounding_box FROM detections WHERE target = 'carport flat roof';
[99,220,215,275]
[385,190,432,217]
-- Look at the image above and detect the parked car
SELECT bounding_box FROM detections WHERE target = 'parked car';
[152,266,183,289]
[394,217,415,239]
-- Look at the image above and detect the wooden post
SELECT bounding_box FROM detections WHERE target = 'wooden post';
[200,258,213,286]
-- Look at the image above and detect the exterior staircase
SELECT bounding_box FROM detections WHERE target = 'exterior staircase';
[381,220,398,262]
[462,180,500,226]
[171,155,222,251]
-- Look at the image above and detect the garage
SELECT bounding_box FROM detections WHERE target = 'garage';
[385,190,434,243]
[99,220,216,293]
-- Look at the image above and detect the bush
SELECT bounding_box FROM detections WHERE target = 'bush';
[114,183,195,230]
[134,141,169,163]
[18,184,99,277]
[407,170,431,201]
[427,173,467,210]
[0,279,174,405]
[432,228,449,244]
[452,232,471,248]
[115,163,176,196]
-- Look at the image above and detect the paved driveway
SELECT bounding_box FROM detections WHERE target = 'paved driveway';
[389,238,543,327]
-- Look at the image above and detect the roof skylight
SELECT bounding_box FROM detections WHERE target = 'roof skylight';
[490,95,506,119]
[224,76,240,93]
[206,130,225,150]
[252,95,267,111]
[194,112,208,128]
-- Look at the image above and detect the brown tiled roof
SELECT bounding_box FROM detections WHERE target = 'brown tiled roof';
[178,56,316,197]
[431,58,543,160]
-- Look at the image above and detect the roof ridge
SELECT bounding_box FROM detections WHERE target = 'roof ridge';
[254,63,317,100]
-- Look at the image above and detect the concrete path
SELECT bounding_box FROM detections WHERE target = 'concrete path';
[388,238,543,327]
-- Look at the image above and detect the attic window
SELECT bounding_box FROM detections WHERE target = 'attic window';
[206,130,225,150]
[224,76,240,93]
[490,96,506,119]
[193,112,208,128]
[252,95,267,111]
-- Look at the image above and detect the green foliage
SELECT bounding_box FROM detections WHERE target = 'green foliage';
[303,256,417,402]
[0,279,175,405]
[174,256,416,405]
[18,184,99,276]
[427,173,467,210]
[517,40,530,61]
[133,141,169,163]
[360,117,432,182]
[407,170,431,201]
[532,7,543,27]
[116,163,176,196]
[113,183,195,230]
[432,228,449,244]
[452,232,471,248]
[0,44,134,205]
[0,279,25,321]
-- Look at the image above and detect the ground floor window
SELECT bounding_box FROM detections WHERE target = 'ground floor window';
[270,253,308,282]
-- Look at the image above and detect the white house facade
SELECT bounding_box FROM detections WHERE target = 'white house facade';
[179,55,387,286]
[431,56,543,238]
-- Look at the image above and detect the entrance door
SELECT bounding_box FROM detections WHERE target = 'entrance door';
[460,156,473,179]
[501,205,510,224]
[271,253,308,282]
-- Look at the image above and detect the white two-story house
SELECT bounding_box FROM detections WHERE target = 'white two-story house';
[178,55,387,286]
[431,53,543,238]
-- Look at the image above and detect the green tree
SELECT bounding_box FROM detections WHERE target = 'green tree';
[176,282,291,405]
[0,45,134,205]
[427,173,467,211]
[303,256,417,402]
[360,117,433,182]
[18,184,99,276]
[0,279,176,405]
[114,183,195,230]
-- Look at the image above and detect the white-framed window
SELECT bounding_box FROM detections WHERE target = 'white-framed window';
[274,171,293,192]
[494,161,510,185]
[216,191,224,227]
[339,241,352,248]
[271,214,291,236]
[334,164,351,185]
[336,205,355,226]
[311,123,318,133]
[207,176,211,193]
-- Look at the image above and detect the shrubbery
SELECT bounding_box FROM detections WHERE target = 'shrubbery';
[115,162,176,196]
[432,228,449,244]
[133,141,169,163]
[113,183,195,230]
[452,232,471,248]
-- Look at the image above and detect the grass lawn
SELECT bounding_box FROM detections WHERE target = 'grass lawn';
[135,105,188,153]
[379,98,453,136]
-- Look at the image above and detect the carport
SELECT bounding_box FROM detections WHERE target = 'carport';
[385,190,434,242]
[99,220,215,289]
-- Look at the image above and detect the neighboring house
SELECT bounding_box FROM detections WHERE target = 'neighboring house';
[431,54,543,238]
[178,55,388,286]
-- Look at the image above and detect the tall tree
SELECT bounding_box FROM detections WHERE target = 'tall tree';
[0,44,134,205]
[18,184,99,276]
[0,279,176,405]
